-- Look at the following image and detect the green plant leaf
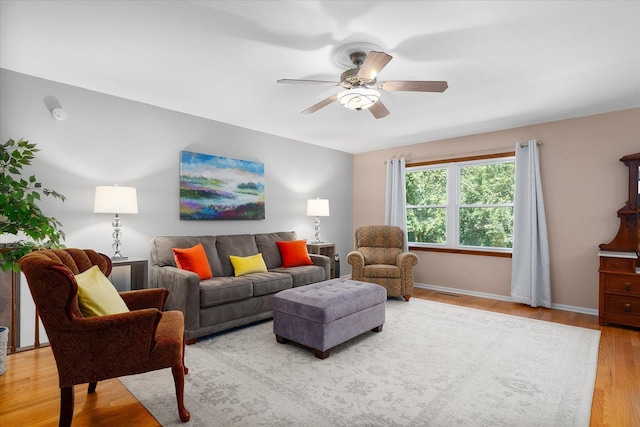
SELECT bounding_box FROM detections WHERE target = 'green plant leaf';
[0,138,66,270]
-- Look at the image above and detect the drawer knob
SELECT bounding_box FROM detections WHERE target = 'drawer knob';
[625,303,631,312]
[625,282,632,291]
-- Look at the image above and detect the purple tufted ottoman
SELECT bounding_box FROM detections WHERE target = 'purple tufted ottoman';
[273,278,386,359]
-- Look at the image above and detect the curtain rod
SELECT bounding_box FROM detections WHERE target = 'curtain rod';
[384,140,543,164]
[520,140,543,148]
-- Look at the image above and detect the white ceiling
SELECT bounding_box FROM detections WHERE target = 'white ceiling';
[1,1,639,154]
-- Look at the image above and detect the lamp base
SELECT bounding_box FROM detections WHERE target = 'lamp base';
[110,214,128,261]
[111,256,128,261]
[313,216,323,244]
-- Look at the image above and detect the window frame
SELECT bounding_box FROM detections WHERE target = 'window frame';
[405,152,516,256]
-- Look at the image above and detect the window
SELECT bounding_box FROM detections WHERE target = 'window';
[405,155,515,252]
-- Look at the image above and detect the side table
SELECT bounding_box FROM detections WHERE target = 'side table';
[111,258,149,290]
[307,243,336,279]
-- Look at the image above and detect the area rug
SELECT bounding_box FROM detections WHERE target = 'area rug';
[120,298,600,426]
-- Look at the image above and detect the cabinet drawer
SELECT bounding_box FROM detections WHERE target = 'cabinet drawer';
[604,294,640,318]
[600,256,636,272]
[604,274,640,296]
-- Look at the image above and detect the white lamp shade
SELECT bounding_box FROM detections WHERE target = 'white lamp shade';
[306,198,330,217]
[94,186,138,214]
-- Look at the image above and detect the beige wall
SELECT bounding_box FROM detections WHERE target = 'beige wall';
[353,108,640,310]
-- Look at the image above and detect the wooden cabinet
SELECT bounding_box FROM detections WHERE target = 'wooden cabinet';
[598,151,640,327]
[307,243,336,279]
[598,251,640,327]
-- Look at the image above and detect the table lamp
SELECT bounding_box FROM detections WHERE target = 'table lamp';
[94,185,138,259]
[306,198,330,243]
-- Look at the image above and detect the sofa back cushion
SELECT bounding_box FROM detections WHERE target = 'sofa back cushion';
[216,234,259,277]
[255,231,297,269]
[150,236,224,277]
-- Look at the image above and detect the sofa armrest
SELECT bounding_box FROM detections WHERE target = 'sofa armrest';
[347,251,365,281]
[309,254,331,280]
[149,265,200,332]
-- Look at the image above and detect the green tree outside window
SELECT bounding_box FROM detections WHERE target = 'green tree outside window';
[406,158,515,251]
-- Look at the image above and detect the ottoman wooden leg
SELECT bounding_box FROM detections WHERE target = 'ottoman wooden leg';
[276,335,288,344]
[372,324,383,333]
[314,349,331,359]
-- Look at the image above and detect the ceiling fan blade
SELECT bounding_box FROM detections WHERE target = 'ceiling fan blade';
[369,100,390,119]
[357,51,393,81]
[277,79,340,86]
[378,81,448,92]
[302,94,338,114]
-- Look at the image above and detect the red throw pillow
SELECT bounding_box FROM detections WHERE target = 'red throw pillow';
[172,243,213,280]
[276,240,314,268]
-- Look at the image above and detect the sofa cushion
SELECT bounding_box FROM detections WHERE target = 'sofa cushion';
[230,253,268,276]
[173,243,213,280]
[364,264,401,279]
[216,234,259,277]
[243,272,293,296]
[271,265,326,287]
[255,231,297,269]
[199,277,253,308]
[276,239,313,267]
[150,236,224,277]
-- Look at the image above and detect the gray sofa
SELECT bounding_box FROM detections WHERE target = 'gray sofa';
[149,231,330,343]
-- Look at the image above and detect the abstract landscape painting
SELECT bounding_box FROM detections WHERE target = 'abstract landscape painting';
[179,151,265,220]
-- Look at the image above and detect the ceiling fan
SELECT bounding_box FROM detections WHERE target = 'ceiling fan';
[277,50,448,119]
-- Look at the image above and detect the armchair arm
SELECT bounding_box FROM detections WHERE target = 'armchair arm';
[396,252,418,271]
[347,251,365,281]
[149,265,200,332]
[55,308,162,386]
[309,254,330,280]
[396,251,419,296]
[120,288,169,311]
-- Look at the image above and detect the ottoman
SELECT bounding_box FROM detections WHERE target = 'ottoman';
[273,278,386,359]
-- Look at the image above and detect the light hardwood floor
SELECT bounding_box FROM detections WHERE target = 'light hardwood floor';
[1,288,638,426]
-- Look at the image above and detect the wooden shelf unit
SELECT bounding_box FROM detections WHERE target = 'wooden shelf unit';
[598,152,640,328]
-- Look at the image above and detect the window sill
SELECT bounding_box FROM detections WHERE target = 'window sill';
[408,246,513,258]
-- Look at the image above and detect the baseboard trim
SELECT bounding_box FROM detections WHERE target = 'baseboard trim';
[414,283,599,316]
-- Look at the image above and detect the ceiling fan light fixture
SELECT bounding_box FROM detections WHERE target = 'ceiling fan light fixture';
[337,87,380,111]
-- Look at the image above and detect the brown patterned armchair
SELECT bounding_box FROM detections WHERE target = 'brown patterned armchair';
[347,225,419,301]
[19,249,190,426]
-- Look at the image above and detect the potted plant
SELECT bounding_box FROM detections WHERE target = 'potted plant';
[0,138,66,272]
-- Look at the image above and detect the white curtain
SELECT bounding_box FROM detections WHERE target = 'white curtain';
[511,140,551,308]
[385,156,408,251]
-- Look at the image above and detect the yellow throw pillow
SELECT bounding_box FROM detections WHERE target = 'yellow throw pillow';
[75,265,130,317]
[229,253,268,277]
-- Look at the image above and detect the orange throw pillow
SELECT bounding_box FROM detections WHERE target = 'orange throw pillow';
[276,240,314,268]
[172,243,213,280]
